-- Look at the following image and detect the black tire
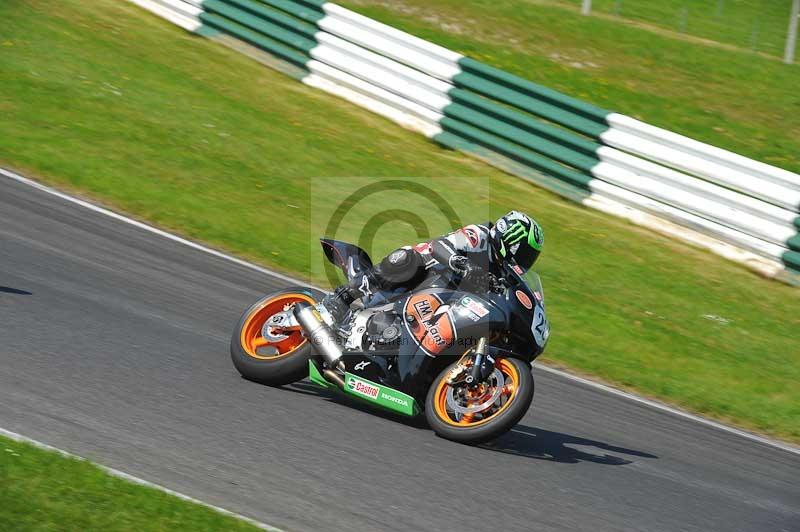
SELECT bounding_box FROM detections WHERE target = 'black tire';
[425,357,534,445]
[230,287,326,386]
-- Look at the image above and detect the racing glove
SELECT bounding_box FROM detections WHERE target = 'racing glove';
[449,256,502,292]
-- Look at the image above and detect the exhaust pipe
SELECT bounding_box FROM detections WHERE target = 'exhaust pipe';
[323,369,346,388]
[293,302,343,368]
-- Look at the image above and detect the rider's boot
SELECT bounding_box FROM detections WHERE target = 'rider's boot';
[321,269,380,322]
[320,285,357,322]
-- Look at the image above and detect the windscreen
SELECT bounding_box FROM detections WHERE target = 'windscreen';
[522,270,544,304]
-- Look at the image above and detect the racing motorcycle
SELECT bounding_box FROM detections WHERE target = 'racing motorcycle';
[231,238,550,444]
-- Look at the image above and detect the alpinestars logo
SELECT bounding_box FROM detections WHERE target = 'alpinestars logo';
[359,275,372,298]
[348,377,379,399]
[388,250,405,264]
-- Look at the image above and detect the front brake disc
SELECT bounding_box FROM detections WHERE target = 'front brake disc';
[446,368,505,415]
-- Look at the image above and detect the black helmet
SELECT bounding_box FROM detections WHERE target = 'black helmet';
[490,211,544,272]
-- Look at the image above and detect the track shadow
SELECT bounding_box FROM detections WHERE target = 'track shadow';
[279,381,660,458]
[481,425,658,465]
[0,286,32,295]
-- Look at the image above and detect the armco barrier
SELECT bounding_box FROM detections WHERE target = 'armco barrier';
[128,0,800,284]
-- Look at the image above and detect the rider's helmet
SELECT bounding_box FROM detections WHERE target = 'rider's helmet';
[490,211,544,273]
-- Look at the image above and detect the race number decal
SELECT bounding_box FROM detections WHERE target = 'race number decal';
[531,305,550,347]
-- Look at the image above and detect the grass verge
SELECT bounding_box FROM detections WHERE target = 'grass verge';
[0,0,798,448]
[546,0,794,59]
[0,435,261,531]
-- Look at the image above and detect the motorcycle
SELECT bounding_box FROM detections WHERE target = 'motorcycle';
[231,238,550,444]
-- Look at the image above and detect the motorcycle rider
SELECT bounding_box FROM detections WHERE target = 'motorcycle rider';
[323,210,544,319]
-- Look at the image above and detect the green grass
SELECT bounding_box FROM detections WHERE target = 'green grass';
[340,0,800,174]
[0,0,798,453]
[0,436,261,531]
[551,0,794,58]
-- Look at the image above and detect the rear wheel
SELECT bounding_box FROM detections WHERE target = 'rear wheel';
[230,287,326,386]
[425,357,533,444]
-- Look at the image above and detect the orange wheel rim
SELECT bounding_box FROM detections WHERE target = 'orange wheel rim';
[239,293,315,360]
[433,358,520,427]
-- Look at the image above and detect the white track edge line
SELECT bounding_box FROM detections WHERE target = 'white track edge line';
[2,166,798,458]
[0,427,286,531]
[534,364,800,456]
[0,168,312,288]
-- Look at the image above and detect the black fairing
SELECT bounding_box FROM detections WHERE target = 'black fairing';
[321,239,547,400]
[320,238,373,281]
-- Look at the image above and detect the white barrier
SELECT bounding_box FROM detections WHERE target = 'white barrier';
[127,0,800,282]
[322,4,462,67]
[304,60,444,134]
[128,0,201,31]
[310,40,451,113]
[587,180,788,262]
[317,6,462,81]
[592,161,795,247]
[607,114,800,191]
[596,147,797,228]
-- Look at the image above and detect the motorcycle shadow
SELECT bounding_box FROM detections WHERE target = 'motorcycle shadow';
[286,381,662,462]
[480,425,658,465]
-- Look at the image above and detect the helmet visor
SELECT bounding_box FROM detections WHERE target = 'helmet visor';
[513,245,540,273]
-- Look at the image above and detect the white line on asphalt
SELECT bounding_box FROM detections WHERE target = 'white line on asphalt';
[0,168,312,288]
[534,365,799,456]
[2,166,798,458]
[0,427,286,531]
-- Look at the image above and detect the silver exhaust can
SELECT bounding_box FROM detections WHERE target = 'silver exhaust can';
[293,302,343,367]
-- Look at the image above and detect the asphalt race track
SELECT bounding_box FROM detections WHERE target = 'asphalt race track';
[1,176,798,532]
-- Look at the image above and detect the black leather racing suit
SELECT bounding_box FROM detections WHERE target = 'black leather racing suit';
[330,223,498,309]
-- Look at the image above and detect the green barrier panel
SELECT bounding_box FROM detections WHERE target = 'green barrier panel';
[204,1,317,54]
[787,234,800,253]
[437,118,593,190]
[199,12,311,68]
[458,57,610,123]
[292,0,326,9]
[436,131,593,203]
[256,0,325,24]
[444,103,598,173]
[452,73,608,138]
[782,250,800,271]
[449,88,600,157]
[210,0,318,37]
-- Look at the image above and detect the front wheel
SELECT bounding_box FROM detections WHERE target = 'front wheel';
[230,287,326,386]
[425,357,533,444]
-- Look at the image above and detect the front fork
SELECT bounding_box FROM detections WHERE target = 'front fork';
[447,337,497,388]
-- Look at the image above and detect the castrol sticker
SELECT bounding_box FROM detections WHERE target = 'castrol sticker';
[460,296,489,318]
[347,376,379,400]
[515,290,533,310]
